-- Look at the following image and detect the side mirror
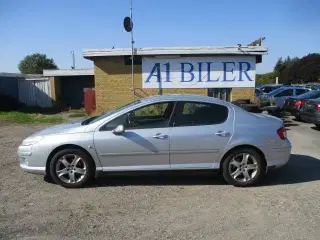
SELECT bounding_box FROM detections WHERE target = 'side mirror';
[113,125,125,135]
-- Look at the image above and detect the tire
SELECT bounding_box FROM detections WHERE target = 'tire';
[222,148,266,187]
[315,124,320,130]
[49,148,95,188]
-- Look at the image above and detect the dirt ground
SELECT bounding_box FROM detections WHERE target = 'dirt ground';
[0,117,320,240]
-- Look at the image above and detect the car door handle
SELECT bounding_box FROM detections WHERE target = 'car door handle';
[152,133,168,139]
[215,131,231,137]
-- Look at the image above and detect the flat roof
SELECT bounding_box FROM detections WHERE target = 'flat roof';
[83,46,268,59]
[43,69,94,77]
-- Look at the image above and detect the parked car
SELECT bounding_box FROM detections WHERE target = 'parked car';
[18,95,291,188]
[284,90,320,120]
[257,85,282,94]
[299,98,320,129]
[259,86,310,109]
[255,88,265,97]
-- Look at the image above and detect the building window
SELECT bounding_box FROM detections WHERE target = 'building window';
[124,55,142,65]
[208,88,232,102]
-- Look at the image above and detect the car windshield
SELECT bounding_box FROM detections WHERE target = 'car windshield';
[82,100,141,125]
[299,90,320,99]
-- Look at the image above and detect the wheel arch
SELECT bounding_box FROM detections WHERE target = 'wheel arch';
[46,144,96,176]
[220,144,267,170]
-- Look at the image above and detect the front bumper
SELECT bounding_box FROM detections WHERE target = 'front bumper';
[18,145,46,175]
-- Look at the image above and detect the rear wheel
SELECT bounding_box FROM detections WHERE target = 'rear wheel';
[49,148,95,188]
[315,124,320,130]
[222,148,266,187]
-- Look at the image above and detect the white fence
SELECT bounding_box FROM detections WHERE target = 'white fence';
[18,79,52,107]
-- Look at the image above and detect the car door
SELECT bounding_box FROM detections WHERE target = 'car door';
[274,88,294,109]
[94,101,175,170]
[169,101,232,169]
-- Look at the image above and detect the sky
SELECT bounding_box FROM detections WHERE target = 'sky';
[1,0,320,74]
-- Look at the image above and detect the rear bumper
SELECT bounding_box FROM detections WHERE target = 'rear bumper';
[300,112,320,124]
[261,142,292,169]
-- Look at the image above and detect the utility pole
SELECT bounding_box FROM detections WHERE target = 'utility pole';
[130,0,135,100]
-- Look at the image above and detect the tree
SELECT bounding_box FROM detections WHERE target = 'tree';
[256,72,276,85]
[274,57,284,73]
[18,53,58,74]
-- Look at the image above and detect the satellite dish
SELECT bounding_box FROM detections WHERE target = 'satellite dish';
[123,17,133,32]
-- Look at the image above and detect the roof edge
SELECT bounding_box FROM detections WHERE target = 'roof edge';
[43,69,94,77]
[83,46,268,59]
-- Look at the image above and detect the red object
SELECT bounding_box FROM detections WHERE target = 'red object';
[84,89,96,115]
[317,103,320,111]
[277,126,287,140]
[294,100,304,107]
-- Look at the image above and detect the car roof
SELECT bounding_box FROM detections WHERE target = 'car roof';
[278,86,308,90]
[141,94,229,105]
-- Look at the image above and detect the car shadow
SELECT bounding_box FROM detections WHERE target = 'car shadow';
[311,126,320,131]
[91,171,225,187]
[86,154,320,188]
[44,154,320,188]
[262,154,320,186]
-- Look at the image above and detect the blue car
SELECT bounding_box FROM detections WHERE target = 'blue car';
[259,86,310,109]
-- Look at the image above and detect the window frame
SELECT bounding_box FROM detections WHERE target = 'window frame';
[274,89,294,97]
[170,101,229,128]
[295,88,309,96]
[99,101,177,131]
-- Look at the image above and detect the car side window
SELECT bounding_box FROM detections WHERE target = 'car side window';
[275,89,293,97]
[173,102,228,127]
[100,102,175,131]
[296,89,308,95]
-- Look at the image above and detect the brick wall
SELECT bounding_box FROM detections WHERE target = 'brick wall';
[232,88,255,101]
[94,56,254,112]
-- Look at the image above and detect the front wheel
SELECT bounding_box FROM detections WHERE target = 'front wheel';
[222,148,266,187]
[49,148,95,188]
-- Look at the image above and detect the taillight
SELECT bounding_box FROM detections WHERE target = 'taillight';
[317,104,320,111]
[294,100,304,107]
[277,127,287,140]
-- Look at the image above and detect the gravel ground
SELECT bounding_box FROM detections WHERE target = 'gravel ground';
[0,117,320,240]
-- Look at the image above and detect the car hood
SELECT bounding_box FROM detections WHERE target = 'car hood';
[31,120,87,137]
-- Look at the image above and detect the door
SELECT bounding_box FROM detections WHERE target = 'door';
[274,88,294,109]
[169,101,232,169]
[94,102,175,170]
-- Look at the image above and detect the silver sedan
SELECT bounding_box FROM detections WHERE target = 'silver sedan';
[18,94,291,188]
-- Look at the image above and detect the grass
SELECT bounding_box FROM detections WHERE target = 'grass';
[0,111,64,124]
[68,113,87,118]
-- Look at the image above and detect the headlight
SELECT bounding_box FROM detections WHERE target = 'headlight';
[21,136,44,146]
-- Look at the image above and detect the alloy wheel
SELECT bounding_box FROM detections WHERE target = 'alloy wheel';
[55,154,87,184]
[228,153,258,182]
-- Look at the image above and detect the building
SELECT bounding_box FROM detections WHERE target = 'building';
[43,69,94,109]
[0,73,52,108]
[83,45,267,113]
